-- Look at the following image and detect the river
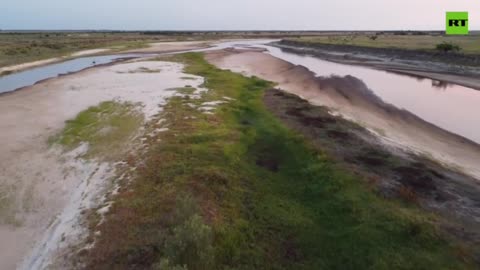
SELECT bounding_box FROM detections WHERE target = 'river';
[1,39,479,144]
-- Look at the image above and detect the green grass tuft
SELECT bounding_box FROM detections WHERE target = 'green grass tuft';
[51,101,143,159]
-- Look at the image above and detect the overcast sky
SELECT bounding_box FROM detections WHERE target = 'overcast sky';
[2,0,479,30]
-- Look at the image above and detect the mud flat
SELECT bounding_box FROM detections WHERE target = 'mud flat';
[0,59,207,269]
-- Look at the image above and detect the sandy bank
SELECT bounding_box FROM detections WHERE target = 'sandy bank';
[0,59,207,269]
[205,49,480,181]
[0,58,62,74]
[124,41,212,54]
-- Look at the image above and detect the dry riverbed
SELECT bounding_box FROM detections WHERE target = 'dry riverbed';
[0,58,209,269]
[1,41,480,268]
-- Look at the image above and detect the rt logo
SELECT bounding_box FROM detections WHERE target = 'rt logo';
[446,12,469,35]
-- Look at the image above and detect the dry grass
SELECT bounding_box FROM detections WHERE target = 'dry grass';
[292,34,480,54]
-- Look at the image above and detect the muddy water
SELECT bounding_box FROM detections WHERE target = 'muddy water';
[0,54,145,94]
[248,44,480,144]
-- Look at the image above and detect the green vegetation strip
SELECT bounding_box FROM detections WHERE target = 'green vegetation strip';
[85,53,473,270]
[51,101,143,159]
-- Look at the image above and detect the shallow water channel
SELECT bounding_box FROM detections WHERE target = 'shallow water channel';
[0,54,144,94]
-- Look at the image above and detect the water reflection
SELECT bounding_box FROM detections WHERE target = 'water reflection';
[431,80,450,90]
[258,45,480,144]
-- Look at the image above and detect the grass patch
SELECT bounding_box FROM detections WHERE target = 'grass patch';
[51,101,143,159]
[85,53,474,269]
[0,70,13,76]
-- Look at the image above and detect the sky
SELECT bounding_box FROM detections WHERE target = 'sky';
[1,0,480,30]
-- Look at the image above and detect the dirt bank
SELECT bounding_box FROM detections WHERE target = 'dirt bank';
[0,59,207,269]
[205,48,480,180]
[273,41,480,91]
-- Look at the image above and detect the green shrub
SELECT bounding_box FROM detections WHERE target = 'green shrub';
[435,42,461,53]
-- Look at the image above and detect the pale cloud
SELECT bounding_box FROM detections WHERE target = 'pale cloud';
[1,0,479,30]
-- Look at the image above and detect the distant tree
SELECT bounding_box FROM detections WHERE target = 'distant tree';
[369,35,378,41]
[435,42,461,53]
